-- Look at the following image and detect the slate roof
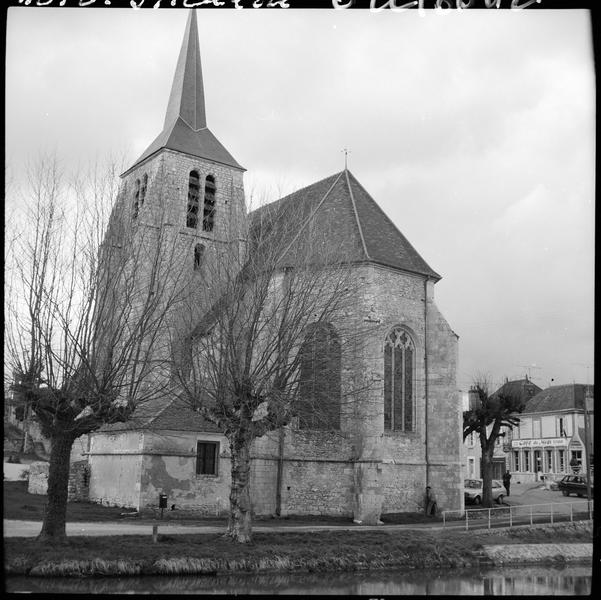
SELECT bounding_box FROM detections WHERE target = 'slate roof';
[522,384,594,414]
[491,378,542,403]
[124,11,243,175]
[250,170,441,279]
[100,396,220,433]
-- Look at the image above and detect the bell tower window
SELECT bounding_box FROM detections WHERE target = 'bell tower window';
[187,170,200,229]
[203,175,216,232]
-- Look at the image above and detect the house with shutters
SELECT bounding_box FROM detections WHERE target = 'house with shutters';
[86,10,461,523]
[507,384,594,483]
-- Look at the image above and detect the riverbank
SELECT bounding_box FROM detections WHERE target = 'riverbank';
[4,521,592,578]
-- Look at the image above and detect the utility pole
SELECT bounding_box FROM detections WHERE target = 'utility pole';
[582,386,593,518]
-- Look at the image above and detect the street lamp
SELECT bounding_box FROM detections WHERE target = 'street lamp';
[583,388,594,517]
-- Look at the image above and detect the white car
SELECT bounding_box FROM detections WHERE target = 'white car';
[464,478,505,505]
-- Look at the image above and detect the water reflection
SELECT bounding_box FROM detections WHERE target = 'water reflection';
[6,565,591,595]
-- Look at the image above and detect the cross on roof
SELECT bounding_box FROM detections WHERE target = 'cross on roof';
[342,148,351,170]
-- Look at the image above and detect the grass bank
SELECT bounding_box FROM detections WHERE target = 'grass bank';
[4,522,592,577]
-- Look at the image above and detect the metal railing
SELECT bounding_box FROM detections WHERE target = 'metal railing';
[442,500,593,531]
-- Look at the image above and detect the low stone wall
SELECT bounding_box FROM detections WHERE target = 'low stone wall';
[481,543,592,564]
[67,460,90,502]
[28,462,49,495]
[27,460,90,501]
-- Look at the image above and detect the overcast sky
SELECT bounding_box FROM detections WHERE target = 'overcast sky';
[5,6,595,392]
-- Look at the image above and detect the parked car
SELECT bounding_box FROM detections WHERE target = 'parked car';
[557,475,594,498]
[464,479,505,505]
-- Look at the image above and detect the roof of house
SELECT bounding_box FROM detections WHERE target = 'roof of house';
[100,396,220,434]
[521,384,594,414]
[491,378,543,404]
[124,10,243,175]
[250,169,441,279]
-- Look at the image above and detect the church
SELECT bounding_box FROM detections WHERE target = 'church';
[87,10,462,523]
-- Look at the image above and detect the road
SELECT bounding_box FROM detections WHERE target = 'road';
[4,481,591,538]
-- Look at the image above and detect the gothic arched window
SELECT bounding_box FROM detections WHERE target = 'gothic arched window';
[194,243,205,271]
[298,322,341,430]
[187,170,200,229]
[202,175,216,232]
[140,173,148,208]
[133,178,140,219]
[384,327,415,432]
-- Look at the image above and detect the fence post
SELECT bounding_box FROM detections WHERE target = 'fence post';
[530,505,533,526]
[550,503,553,525]
[509,505,512,528]
[570,502,573,523]
[466,509,469,532]
[488,508,491,530]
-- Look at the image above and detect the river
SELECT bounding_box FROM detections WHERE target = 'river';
[6,564,592,594]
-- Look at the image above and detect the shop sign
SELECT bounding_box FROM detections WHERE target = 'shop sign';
[512,438,568,449]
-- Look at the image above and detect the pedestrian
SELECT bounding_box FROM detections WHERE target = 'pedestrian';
[502,470,512,497]
[424,486,438,516]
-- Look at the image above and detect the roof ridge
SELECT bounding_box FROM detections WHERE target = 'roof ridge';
[143,396,178,427]
[345,170,441,280]
[344,169,371,261]
[250,171,344,218]
[275,171,345,262]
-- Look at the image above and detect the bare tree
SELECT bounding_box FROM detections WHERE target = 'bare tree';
[176,198,369,543]
[4,155,191,541]
[463,374,526,508]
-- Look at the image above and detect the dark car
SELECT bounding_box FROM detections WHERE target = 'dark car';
[557,474,594,498]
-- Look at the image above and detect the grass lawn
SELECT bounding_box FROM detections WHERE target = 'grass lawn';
[4,523,592,577]
[3,481,443,526]
[4,481,593,578]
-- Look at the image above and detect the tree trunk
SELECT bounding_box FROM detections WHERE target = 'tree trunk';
[481,444,495,508]
[38,432,75,542]
[226,434,253,543]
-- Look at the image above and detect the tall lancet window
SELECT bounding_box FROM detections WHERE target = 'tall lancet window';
[298,322,341,430]
[187,170,200,229]
[133,179,140,219]
[384,327,415,432]
[203,175,216,232]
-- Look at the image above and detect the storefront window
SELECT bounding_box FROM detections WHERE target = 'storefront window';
[546,449,554,472]
[558,449,565,472]
[524,450,530,472]
[534,450,542,474]
[514,451,520,472]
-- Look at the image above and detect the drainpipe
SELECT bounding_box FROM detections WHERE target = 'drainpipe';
[275,427,285,516]
[424,276,430,488]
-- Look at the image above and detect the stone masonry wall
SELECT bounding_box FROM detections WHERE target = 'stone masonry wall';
[26,459,89,502]
[67,460,90,502]
[27,461,49,495]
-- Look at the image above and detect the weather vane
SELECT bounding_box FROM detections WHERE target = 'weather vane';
[342,148,351,170]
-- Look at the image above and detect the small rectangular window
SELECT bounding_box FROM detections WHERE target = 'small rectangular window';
[196,441,218,475]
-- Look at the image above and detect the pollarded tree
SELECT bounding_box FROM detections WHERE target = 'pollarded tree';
[176,198,369,543]
[4,156,192,541]
[463,375,530,508]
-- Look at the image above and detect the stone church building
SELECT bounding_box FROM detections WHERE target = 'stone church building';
[87,11,462,523]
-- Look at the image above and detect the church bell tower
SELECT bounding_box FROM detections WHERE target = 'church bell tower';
[108,10,246,381]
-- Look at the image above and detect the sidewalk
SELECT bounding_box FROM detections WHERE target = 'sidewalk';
[3,518,457,538]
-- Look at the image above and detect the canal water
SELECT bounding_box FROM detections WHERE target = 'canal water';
[6,564,591,594]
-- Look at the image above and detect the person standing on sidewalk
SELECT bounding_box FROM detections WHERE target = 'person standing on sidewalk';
[502,470,512,497]
[424,486,438,516]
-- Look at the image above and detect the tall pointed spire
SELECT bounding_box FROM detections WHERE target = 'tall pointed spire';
[164,10,206,131]
[124,10,243,175]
